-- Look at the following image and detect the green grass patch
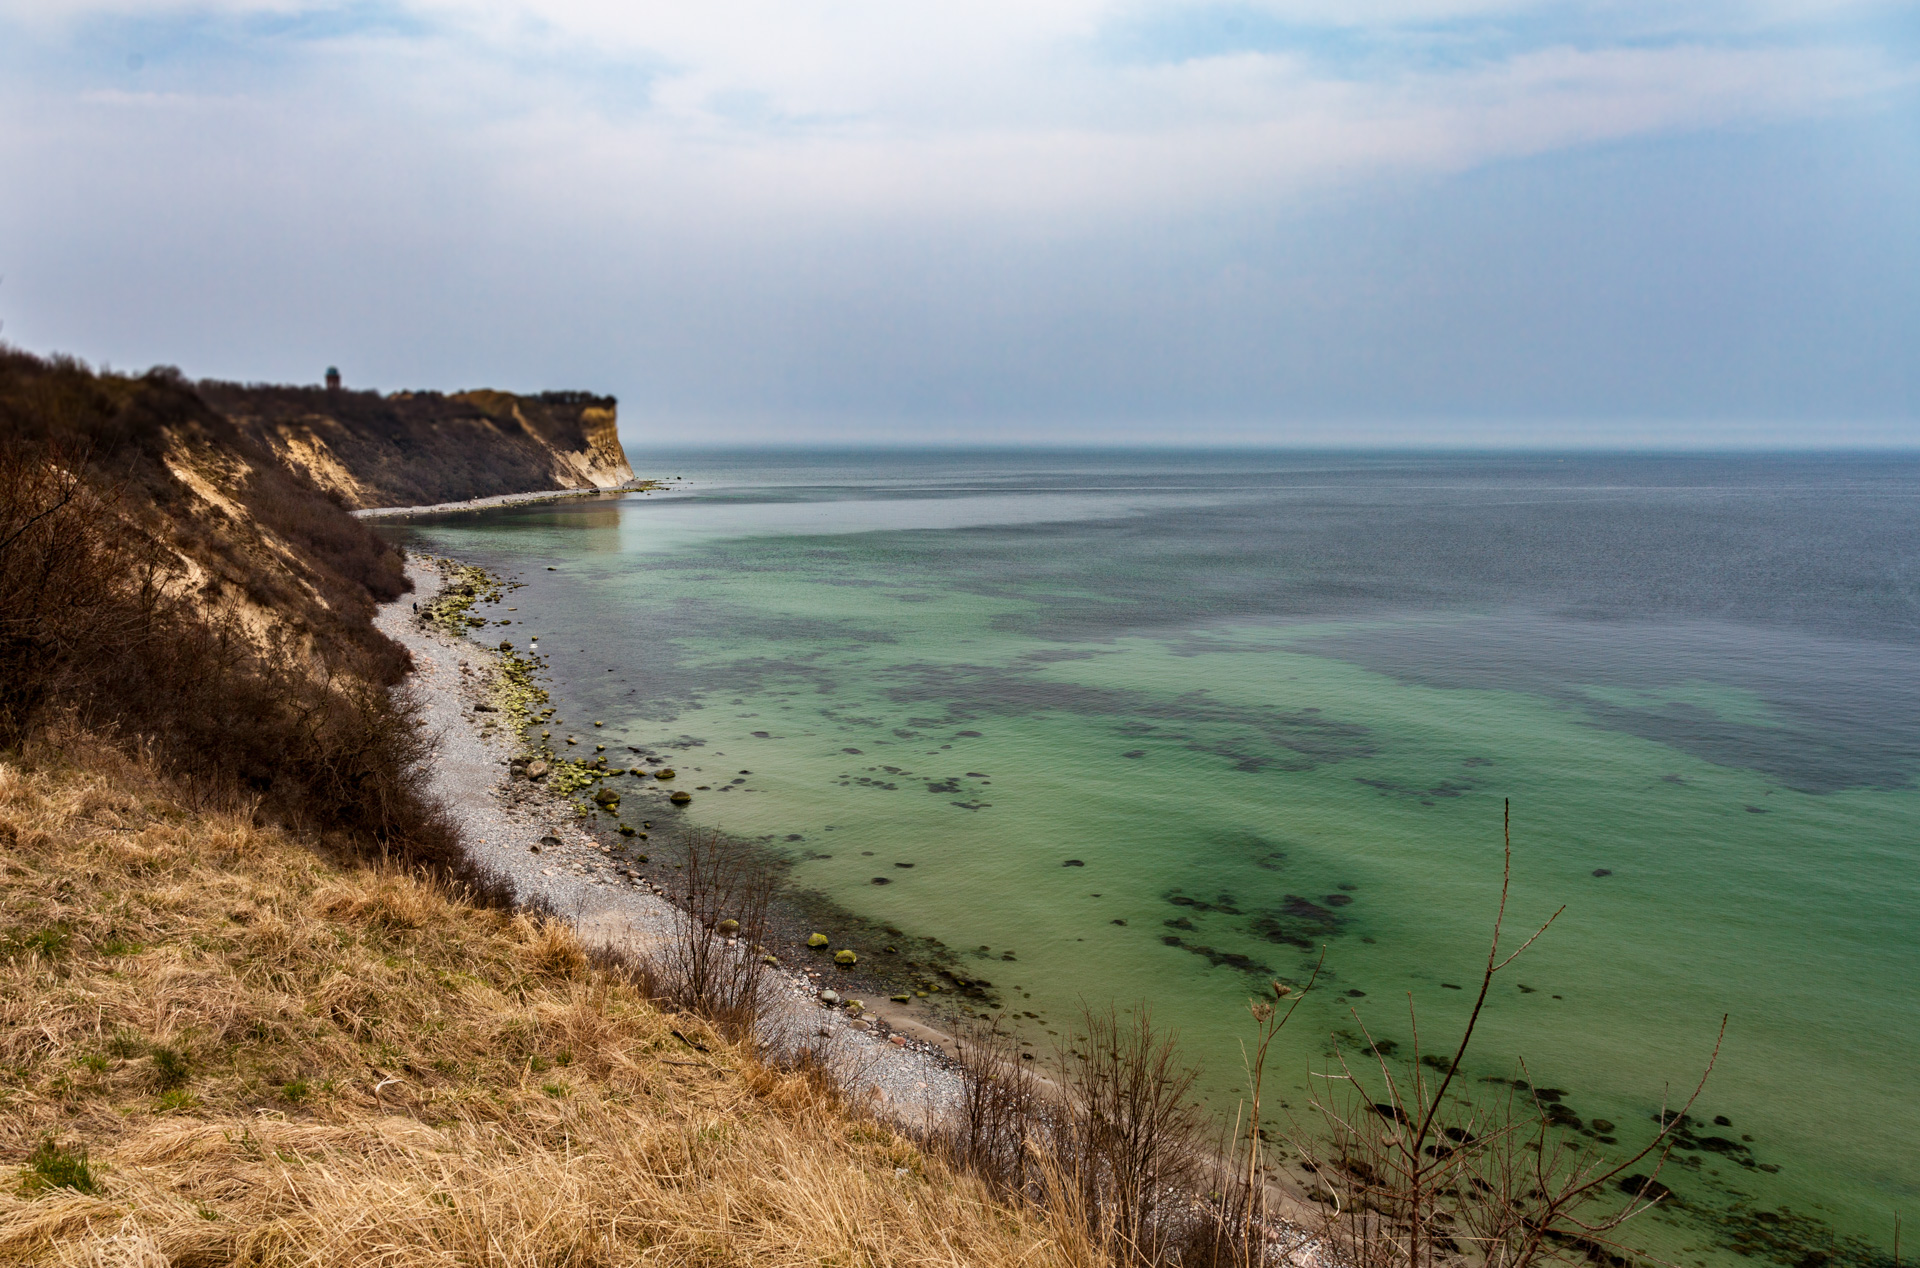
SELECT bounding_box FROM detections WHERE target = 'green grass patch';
[19,1137,97,1196]
[150,1045,190,1089]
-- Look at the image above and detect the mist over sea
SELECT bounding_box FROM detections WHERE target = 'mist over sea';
[394,450,1919,1264]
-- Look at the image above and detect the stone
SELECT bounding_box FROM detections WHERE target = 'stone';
[891,994,911,1003]
[1062,859,1085,867]
[808,933,830,948]
[835,949,858,965]
[539,834,562,848]
[474,702,496,712]
[526,760,550,780]
[655,769,676,780]
[669,791,693,805]
[818,990,840,1005]
[850,1019,871,1031]
[1618,1175,1671,1201]
[618,824,636,836]
[716,919,739,936]
[592,788,620,808]
[889,1034,908,1047]
[763,954,780,966]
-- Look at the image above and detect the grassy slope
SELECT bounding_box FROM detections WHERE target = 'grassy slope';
[0,747,1086,1267]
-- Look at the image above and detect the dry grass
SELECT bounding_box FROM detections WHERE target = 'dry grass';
[0,747,1093,1267]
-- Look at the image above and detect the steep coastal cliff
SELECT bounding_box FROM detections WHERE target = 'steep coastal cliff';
[198,382,635,510]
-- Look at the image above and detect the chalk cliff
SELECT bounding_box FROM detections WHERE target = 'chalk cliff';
[199,382,635,510]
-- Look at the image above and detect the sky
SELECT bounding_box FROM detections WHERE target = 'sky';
[1,0,1917,446]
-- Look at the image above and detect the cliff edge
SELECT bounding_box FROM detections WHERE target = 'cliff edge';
[199,382,635,510]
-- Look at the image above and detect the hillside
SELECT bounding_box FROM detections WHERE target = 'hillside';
[0,749,1080,1267]
[0,347,486,885]
[198,381,634,509]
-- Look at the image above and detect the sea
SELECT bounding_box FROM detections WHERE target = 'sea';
[386,450,1918,1267]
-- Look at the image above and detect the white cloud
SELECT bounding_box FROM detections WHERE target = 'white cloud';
[2,0,1914,430]
[1,0,1906,235]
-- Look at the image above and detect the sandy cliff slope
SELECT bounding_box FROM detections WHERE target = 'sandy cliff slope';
[199,381,635,509]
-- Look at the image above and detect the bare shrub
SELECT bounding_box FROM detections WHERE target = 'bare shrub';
[1295,801,1723,1268]
[0,439,165,746]
[650,831,775,1042]
[1055,1003,1207,1264]
[934,1014,1048,1193]
[930,1003,1205,1266]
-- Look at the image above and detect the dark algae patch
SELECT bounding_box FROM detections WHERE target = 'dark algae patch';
[1251,894,1347,947]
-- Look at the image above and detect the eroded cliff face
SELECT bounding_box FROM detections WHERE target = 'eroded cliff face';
[0,351,413,689]
[199,383,635,510]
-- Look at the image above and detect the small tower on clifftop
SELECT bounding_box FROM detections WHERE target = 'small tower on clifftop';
[324,366,341,391]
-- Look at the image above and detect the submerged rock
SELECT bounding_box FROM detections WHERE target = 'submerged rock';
[669,791,693,805]
[807,933,830,948]
[835,949,858,965]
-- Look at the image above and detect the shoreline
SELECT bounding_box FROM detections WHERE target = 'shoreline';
[354,478,669,520]
[382,551,1336,1260]
[375,555,969,1120]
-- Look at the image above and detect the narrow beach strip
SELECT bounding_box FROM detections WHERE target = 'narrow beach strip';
[354,478,665,520]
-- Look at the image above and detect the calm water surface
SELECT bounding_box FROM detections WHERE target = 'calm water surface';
[394,451,1919,1265]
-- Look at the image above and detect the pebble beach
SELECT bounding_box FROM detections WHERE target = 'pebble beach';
[374,556,967,1122]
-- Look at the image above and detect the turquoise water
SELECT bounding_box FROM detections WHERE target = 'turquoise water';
[393,452,1918,1265]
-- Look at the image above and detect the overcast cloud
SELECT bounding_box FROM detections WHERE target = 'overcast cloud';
[1,0,1916,444]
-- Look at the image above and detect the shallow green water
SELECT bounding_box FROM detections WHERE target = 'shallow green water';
[395,451,1918,1265]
